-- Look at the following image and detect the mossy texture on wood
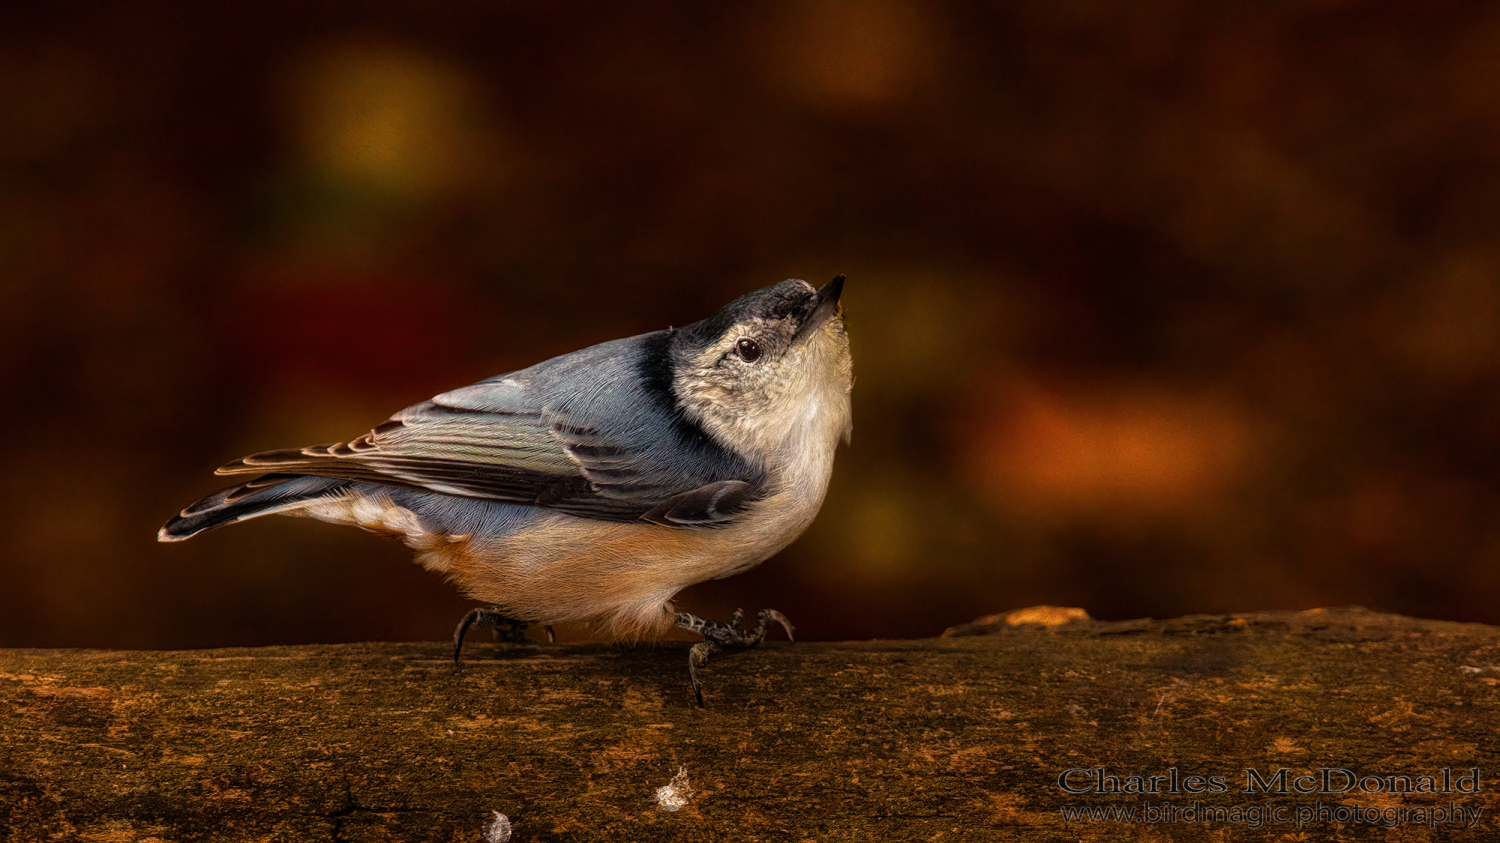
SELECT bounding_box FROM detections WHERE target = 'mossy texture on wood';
[1,607,1497,841]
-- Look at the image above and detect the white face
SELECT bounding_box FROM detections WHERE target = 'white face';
[673,302,853,467]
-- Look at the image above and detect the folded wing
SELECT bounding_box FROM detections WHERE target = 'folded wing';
[215,332,764,526]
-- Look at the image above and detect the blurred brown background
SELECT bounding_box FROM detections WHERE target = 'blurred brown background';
[3,2,1499,648]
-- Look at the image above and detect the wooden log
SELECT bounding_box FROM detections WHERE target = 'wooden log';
[1,606,1496,841]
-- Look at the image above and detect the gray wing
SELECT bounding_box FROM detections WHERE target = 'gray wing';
[215,332,765,526]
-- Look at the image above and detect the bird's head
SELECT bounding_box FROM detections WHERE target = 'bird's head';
[671,276,853,465]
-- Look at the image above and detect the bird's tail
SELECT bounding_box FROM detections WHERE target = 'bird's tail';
[158,474,351,542]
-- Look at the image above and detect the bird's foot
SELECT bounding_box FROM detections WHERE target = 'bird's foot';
[452,608,554,662]
[675,608,795,706]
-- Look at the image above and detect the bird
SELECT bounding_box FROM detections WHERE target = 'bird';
[159,276,852,704]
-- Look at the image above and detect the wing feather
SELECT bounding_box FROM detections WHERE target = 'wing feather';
[214,336,764,525]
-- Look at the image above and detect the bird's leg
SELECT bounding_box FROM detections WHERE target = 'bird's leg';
[453,607,534,662]
[674,608,796,706]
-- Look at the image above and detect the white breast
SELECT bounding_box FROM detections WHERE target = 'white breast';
[693,360,852,580]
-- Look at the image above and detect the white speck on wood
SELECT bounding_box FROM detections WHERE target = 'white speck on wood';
[655,766,692,812]
[483,810,512,842]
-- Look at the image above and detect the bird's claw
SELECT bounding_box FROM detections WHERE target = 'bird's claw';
[453,607,535,663]
[675,607,795,707]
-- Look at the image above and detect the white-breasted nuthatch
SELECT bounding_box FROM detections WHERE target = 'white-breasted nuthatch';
[160,276,852,704]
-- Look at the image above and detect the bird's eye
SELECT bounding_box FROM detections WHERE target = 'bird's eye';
[735,338,762,362]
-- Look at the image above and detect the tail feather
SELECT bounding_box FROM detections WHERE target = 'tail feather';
[158,475,351,542]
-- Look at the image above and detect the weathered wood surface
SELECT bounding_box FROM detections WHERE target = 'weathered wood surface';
[1,607,1498,841]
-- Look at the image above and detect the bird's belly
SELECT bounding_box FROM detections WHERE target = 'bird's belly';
[427,492,818,639]
[300,470,830,640]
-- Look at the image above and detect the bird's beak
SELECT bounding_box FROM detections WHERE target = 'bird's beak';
[793,274,845,344]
